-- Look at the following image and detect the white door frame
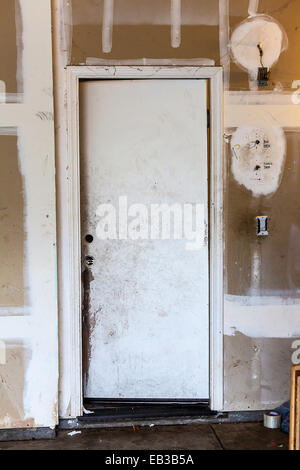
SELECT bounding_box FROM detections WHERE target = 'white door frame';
[64,66,224,416]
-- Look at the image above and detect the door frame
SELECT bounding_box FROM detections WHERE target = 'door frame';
[65,66,224,416]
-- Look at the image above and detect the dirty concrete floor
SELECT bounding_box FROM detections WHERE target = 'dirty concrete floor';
[0,423,289,450]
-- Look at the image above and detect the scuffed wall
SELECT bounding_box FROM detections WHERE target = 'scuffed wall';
[54,0,300,415]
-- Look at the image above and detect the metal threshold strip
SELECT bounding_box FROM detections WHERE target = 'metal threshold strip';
[79,398,216,422]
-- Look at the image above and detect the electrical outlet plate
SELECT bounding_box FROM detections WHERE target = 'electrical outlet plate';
[257,67,270,86]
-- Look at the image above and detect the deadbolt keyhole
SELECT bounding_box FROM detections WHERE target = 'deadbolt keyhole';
[85,256,94,267]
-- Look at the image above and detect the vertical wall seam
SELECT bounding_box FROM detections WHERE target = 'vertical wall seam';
[219,0,230,91]
[248,0,259,17]
[102,0,114,54]
[170,0,181,49]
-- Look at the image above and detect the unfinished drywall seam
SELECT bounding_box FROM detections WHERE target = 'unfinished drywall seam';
[102,0,114,54]
[60,0,73,64]
[224,301,300,338]
[248,0,259,17]
[71,0,219,26]
[219,0,230,90]
[0,81,6,104]
[170,0,181,49]
[86,58,215,66]
[15,0,23,102]
[251,247,260,291]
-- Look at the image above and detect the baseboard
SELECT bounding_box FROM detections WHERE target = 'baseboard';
[0,427,56,442]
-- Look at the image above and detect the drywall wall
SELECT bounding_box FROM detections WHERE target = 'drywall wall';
[0,0,58,429]
[226,129,300,297]
[0,0,23,103]
[52,0,300,416]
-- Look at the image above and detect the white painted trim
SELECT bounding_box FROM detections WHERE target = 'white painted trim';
[65,66,224,415]
[218,0,230,90]
[66,69,83,417]
[209,68,224,411]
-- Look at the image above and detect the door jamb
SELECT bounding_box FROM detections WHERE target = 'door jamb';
[65,66,224,416]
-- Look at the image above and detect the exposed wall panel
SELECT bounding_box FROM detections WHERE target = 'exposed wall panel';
[70,0,219,63]
[67,0,300,91]
[0,0,23,102]
[0,133,24,308]
[224,333,295,410]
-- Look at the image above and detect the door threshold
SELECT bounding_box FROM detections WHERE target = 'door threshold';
[80,399,214,422]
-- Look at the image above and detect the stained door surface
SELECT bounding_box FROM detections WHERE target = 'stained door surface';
[80,79,209,399]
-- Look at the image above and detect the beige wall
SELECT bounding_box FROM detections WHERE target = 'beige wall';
[0,0,18,97]
[0,134,24,307]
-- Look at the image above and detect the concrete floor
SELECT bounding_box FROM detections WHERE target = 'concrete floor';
[0,423,289,450]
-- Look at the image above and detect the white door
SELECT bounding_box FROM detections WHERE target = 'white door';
[80,79,209,399]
